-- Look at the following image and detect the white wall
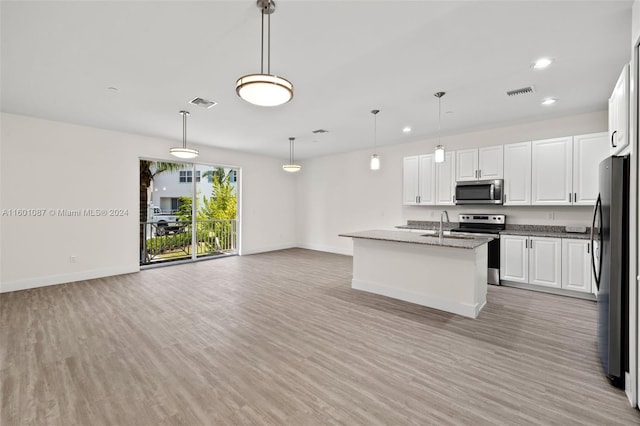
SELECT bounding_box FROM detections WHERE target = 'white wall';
[633,0,640,49]
[296,111,608,255]
[0,113,297,292]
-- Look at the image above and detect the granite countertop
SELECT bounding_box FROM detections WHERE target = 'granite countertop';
[339,230,492,249]
[397,221,591,240]
[500,229,591,240]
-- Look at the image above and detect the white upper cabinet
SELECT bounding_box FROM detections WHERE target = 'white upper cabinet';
[435,151,456,205]
[609,63,629,155]
[419,154,436,205]
[455,149,478,181]
[503,141,532,205]
[531,137,573,205]
[403,155,435,205]
[403,156,420,205]
[456,145,503,181]
[572,132,609,205]
[478,145,504,180]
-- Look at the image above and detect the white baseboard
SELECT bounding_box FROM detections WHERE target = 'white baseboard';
[240,243,297,255]
[296,243,353,256]
[0,265,140,293]
[352,279,483,319]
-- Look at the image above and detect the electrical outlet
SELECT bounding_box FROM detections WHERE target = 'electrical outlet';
[546,212,554,220]
[430,211,435,218]
[70,255,76,263]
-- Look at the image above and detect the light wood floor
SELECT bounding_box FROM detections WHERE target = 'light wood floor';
[1,248,639,425]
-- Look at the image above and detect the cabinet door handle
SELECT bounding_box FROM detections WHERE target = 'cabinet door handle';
[525,239,528,249]
[574,193,577,203]
[569,192,571,202]
[530,239,533,249]
[478,169,482,178]
[587,244,590,254]
[611,130,618,148]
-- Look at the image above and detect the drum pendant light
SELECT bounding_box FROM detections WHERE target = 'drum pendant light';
[170,111,199,159]
[282,137,301,172]
[434,92,446,163]
[236,0,293,107]
[370,109,380,170]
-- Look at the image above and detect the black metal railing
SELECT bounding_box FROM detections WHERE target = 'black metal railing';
[140,219,237,265]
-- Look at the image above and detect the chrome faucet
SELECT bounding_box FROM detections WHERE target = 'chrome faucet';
[439,210,450,240]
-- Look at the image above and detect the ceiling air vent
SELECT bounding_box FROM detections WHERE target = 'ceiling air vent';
[506,86,535,97]
[312,129,329,134]
[189,97,217,108]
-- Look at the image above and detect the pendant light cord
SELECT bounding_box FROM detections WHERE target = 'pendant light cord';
[181,111,189,149]
[260,5,264,74]
[438,96,441,145]
[259,0,273,75]
[267,0,271,74]
[434,91,445,146]
[371,109,380,150]
[374,113,377,149]
[289,137,295,164]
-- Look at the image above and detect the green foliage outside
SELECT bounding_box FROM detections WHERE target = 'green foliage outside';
[198,169,237,252]
[146,167,238,258]
[176,195,193,223]
[198,169,237,222]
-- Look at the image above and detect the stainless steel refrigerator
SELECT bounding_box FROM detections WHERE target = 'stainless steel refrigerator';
[590,155,629,388]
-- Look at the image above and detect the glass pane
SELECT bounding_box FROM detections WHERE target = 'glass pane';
[140,160,194,265]
[195,165,238,259]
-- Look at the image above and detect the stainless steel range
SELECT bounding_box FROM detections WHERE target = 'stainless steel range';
[450,214,506,285]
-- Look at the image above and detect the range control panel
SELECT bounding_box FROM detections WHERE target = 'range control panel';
[458,214,506,225]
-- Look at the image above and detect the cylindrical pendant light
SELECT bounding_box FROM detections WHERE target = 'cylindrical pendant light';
[170,111,199,159]
[283,137,301,172]
[370,109,380,170]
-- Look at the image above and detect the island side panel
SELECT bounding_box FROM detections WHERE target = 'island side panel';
[350,238,488,318]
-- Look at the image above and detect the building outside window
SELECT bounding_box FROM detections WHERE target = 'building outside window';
[179,171,201,183]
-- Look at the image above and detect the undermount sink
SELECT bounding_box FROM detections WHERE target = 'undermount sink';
[420,233,477,240]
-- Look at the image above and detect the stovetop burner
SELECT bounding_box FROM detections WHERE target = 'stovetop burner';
[450,227,502,234]
[452,213,506,235]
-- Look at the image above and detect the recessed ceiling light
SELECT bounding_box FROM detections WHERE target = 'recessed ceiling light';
[533,57,553,69]
[107,86,119,92]
[541,98,558,105]
[402,126,412,133]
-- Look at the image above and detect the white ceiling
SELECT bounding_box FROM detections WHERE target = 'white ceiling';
[1,1,633,160]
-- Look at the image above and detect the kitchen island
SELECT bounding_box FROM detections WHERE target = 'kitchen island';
[339,230,492,318]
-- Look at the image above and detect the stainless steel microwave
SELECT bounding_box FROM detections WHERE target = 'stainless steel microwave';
[455,179,503,205]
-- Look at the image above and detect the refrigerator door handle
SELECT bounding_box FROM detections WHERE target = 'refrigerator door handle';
[590,194,603,290]
[611,130,617,148]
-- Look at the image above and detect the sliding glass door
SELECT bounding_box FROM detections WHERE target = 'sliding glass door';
[139,159,239,266]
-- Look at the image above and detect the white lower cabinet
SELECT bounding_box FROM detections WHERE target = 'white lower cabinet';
[501,235,593,294]
[500,235,561,289]
[500,235,529,283]
[561,239,592,293]
[528,237,561,288]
